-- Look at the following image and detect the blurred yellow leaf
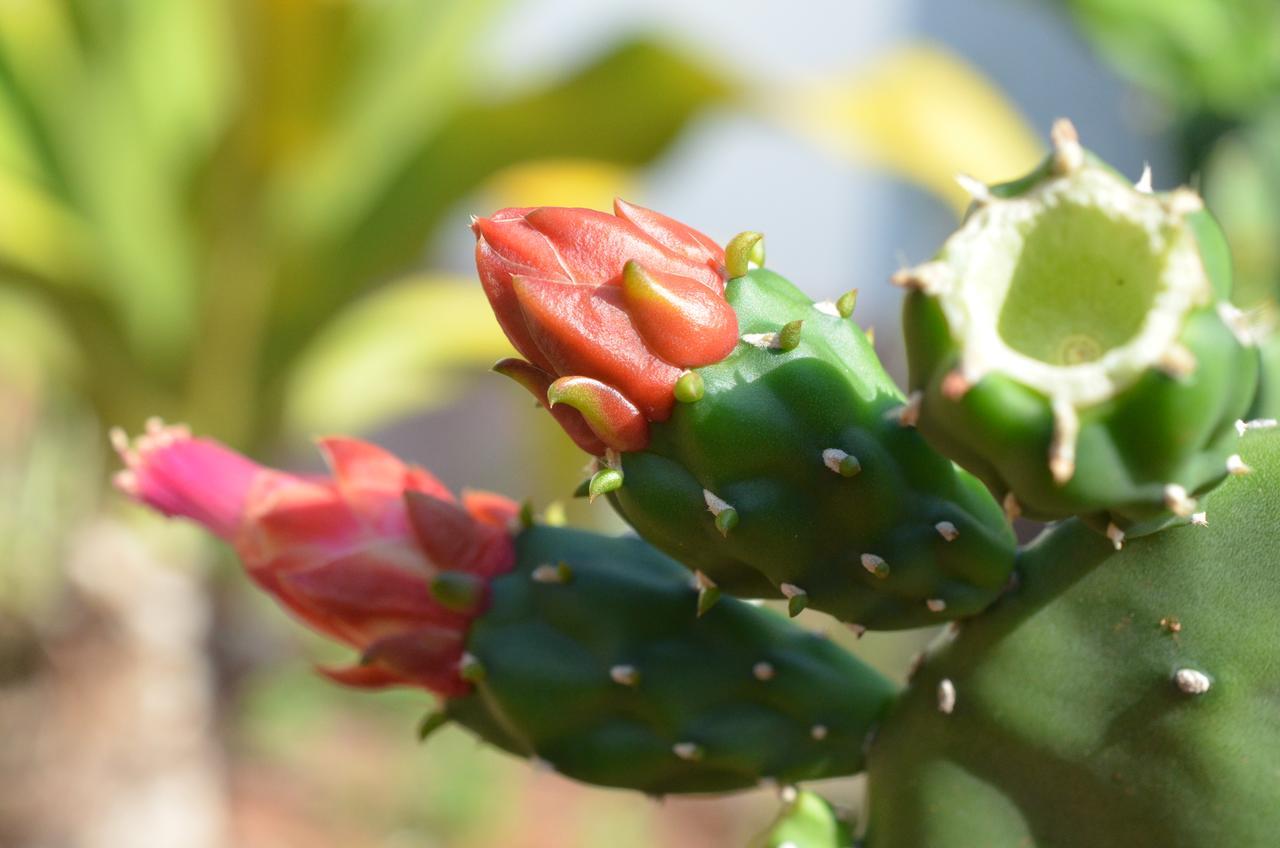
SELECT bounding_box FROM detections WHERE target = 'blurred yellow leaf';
[480,158,636,211]
[781,44,1044,214]
[283,278,510,436]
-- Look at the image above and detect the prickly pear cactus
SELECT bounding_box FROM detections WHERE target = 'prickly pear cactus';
[865,428,1280,848]
[446,523,898,794]
[750,790,855,848]
[610,263,1016,629]
[901,120,1260,538]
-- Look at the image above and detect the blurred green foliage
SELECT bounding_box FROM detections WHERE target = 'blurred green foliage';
[0,0,732,451]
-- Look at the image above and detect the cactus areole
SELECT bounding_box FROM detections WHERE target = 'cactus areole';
[476,202,1016,629]
[114,423,896,794]
[902,120,1259,533]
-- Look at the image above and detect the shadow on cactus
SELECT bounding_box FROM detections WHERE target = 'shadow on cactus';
[117,120,1278,847]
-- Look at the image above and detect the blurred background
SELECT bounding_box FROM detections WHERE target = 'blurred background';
[0,1,1275,845]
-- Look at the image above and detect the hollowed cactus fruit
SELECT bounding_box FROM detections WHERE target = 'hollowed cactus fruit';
[901,120,1259,538]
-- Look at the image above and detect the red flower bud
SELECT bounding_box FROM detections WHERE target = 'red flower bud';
[112,420,517,696]
[474,200,739,453]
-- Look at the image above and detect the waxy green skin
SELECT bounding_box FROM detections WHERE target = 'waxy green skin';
[904,154,1259,530]
[608,268,1016,629]
[865,429,1280,848]
[446,524,898,795]
[750,790,854,848]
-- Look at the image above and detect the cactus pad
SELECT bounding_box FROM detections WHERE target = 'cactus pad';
[445,524,898,794]
[608,266,1016,629]
[865,428,1280,847]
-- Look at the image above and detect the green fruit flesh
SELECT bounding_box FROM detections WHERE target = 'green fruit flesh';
[904,145,1259,529]
[865,429,1280,847]
[447,524,898,795]
[609,267,1016,630]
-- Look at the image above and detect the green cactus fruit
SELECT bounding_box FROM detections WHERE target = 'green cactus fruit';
[446,523,898,794]
[750,790,855,848]
[901,119,1260,536]
[865,427,1280,847]
[607,265,1016,630]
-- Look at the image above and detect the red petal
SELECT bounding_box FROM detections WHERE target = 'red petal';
[523,207,723,291]
[463,490,521,529]
[361,626,470,696]
[317,663,409,690]
[405,491,515,575]
[513,276,682,420]
[474,220,564,372]
[546,376,649,453]
[613,198,725,273]
[278,551,452,630]
[317,437,412,491]
[621,261,739,367]
[492,357,608,454]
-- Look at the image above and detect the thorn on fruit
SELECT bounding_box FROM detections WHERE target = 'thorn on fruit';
[610,664,640,687]
[935,521,960,542]
[822,448,861,477]
[836,288,859,318]
[780,583,808,617]
[1174,668,1211,695]
[937,679,956,714]
[861,553,890,578]
[673,742,704,762]
[1163,484,1196,517]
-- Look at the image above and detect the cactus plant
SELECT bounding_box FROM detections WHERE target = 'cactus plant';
[112,422,897,794]
[474,202,1016,630]
[117,120,1280,846]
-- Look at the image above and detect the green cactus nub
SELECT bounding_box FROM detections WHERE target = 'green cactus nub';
[836,288,859,319]
[778,319,804,352]
[726,231,765,279]
[416,710,450,742]
[674,370,706,403]
[588,467,624,501]
[429,571,485,613]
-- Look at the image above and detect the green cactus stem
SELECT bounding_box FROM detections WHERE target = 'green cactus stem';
[865,427,1280,847]
[902,119,1259,534]
[445,523,898,795]
[608,260,1016,629]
